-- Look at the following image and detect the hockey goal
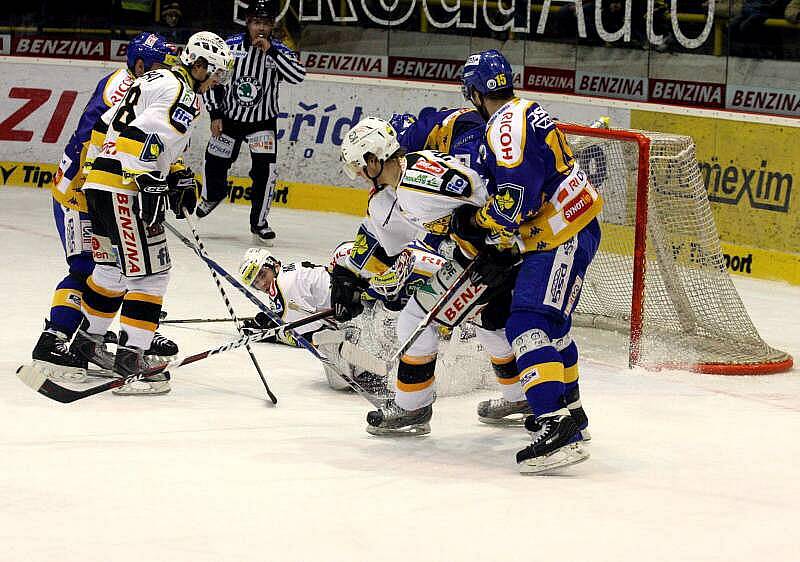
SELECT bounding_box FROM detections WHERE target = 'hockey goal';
[559,123,792,375]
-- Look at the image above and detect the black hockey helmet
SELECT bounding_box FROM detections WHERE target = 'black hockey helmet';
[246,0,278,19]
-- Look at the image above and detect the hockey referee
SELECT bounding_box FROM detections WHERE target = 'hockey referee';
[198,0,305,244]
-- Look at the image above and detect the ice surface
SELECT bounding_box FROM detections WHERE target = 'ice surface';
[1,188,798,562]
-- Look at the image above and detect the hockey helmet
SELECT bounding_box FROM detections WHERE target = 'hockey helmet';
[340,117,401,180]
[127,32,178,73]
[180,31,235,85]
[246,0,279,19]
[461,49,514,101]
[240,248,281,287]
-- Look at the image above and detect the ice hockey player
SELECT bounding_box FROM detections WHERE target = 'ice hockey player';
[388,108,530,425]
[31,32,181,381]
[335,117,524,437]
[389,107,484,171]
[460,49,602,472]
[66,31,233,395]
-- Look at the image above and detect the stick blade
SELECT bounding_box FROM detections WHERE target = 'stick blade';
[16,364,119,404]
[16,364,48,392]
[340,342,390,378]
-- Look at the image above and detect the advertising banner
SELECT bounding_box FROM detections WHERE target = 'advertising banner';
[0,34,10,56]
[648,78,725,109]
[301,51,387,78]
[12,36,109,60]
[631,109,800,282]
[575,71,648,102]
[524,66,575,95]
[725,85,800,118]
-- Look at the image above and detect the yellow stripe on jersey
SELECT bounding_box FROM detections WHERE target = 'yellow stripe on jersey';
[126,292,164,306]
[51,288,82,311]
[87,276,125,298]
[545,128,575,174]
[519,362,564,392]
[564,364,579,384]
[83,301,118,319]
[120,316,158,333]
[397,378,435,393]
[115,136,145,160]
[83,169,134,192]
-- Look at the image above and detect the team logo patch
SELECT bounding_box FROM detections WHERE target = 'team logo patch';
[422,215,452,235]
[492,183,524,223]
[349,229,378,269]
[412,159,445,176]
[233,76,262,107]
[140,134,164,162]
[444,175,469,196]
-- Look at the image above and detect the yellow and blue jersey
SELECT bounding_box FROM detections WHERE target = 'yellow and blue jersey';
[51,67,136,212]
[477,98,603,252]
[395,107,485,172]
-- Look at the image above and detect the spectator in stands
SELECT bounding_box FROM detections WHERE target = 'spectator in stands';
[729,0,791,58]
[157,1,191,43]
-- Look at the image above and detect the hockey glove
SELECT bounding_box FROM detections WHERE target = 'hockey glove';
[242,312,280,341]
[330,264,368,322]
[471,246,522,289]
[449,204,486,251]
[134,172,169,227]
[167,168,198,220]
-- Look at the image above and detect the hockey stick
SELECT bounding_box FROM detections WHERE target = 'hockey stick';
[179,214,278,404]
[161,317,255,324]
[164,222,385,407]
[17,310,334,404]
[341,259,480,377]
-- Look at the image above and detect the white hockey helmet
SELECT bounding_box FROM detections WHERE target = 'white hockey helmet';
[340,117,401,179]
[239,247,281,287]
[180,31,234,85]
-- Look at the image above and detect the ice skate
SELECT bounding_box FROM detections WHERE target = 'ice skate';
[517,408,589,475]
[146,332,179,361]
[565,386,591,441]
[477,397,531,425]
[112,344,171,396]
[30,322,87,382]
[71,326,117,371]
[251,223,276,246]
[366,400,432,436]
[195,197,222,218]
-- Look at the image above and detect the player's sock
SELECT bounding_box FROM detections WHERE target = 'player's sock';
[48,272,86,337]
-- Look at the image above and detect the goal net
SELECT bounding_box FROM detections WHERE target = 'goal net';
[560,123,792,375]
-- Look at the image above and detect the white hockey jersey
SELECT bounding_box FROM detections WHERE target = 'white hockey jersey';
[346,150,489,278]
[83,66,202,194]
[264,261,331,332]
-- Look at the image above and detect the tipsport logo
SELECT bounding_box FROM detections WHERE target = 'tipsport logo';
[276,101,363,159]
[699,157,793,213]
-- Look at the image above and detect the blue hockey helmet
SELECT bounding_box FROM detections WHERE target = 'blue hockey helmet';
[461,49,514,100]
[388,112,416,136]
[127,32,178,73]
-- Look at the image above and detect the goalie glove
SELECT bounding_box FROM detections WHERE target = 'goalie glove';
[330,264,368,322]
[133,172,169,227]
[167,168,198,219]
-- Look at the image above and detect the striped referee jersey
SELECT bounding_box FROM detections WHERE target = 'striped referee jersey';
[204,32,305,123]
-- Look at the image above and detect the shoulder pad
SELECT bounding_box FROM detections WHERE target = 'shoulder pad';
[486,99,531,169]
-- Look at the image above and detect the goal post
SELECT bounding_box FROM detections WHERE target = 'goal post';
[558,123,792,375]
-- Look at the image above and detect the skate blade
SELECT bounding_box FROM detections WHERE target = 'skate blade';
[29,360,88,383]
[518,442,590,475]
[579,428,592,442]
[366,422,430,436]
[252,234,275,247]
[478,413,530,426]
[112,381,171,396]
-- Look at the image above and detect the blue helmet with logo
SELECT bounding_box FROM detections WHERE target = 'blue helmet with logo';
[127,32,177,73]
[461,49,514,100]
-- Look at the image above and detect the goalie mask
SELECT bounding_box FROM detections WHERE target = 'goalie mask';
[340,117,401,181]
[239,248,281,290]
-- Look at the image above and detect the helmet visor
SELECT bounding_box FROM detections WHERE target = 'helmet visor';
[208,64,232,85]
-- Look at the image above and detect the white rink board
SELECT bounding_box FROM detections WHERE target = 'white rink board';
[1,187,799,562]
[0,56,632,189]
